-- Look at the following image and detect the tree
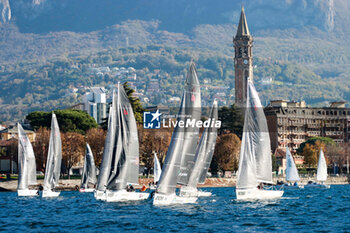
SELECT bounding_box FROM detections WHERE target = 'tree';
[297,136,334,154]
[123,82,144,123]
[86,128,106,166]
[302,143,318,168]
[327,142,347,174]
[61,132,85,179]
[139,127,172,176]
[211,133,241,175]
[26,109,98,134]
[32,127,50,171]
[218,104,244,138]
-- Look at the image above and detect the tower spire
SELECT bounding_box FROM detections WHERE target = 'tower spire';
[236,5,250,37]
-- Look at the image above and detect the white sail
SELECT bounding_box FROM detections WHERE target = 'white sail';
[236,79,273,189]
[106,83,140,190]
[285,147,300,182]
[96,91,117,192]
[186,100,218,189]
[316,149,328,181]
[17,123,37,190]
[43,113,62,191]
[81,143,97,189]
[154,153,162,183]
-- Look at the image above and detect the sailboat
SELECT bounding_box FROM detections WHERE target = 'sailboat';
[179,100,218,198]
[153,62,200,205]
[284,147,303,189]
[42,113,62,198]
[102,84,149,202]
[17,123,38,196]
[80,143,97,192]
[236,79,283,200]
[305,148,330,189]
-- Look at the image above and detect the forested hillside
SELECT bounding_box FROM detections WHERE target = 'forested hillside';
[0,0,350,123]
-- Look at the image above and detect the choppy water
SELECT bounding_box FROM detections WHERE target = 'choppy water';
[0,185,349,232]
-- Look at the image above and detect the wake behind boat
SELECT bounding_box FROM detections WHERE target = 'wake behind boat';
[236,79,283,200]
[42,113,62,198]
[305,149,330,189]
[17,123,38,197]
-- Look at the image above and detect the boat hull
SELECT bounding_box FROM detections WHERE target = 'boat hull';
[94,190,107,200]
[105,189,150,202]
[42,190,60,198]
[153,193,197,205]
[236,188,284,200]
[79,188,95,193]
[304,183,330,189]
[17,189,39,197]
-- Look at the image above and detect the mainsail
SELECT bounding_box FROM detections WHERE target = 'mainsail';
[17,123,37,190]
[81,143,97,189]
[316,148,328,182]
[96,91,116,192]
[154,153,162,183]
[177,62,201,185]
[186,100,218,188]
[106,83,139,190]
[285,147,300,182]
[156,93,186,195]
[43,113,62,191]
[236,79,273,189]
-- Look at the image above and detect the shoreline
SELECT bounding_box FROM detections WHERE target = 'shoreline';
[0,176,349,192]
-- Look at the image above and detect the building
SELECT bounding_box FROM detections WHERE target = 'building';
[0,124,36,142]
[265,100,350,154]
[83,87,108,124]
[233,6,254,106]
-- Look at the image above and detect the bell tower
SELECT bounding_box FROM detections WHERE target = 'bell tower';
[233,6,253,106]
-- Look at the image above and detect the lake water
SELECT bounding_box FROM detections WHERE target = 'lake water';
[0,185,349,232]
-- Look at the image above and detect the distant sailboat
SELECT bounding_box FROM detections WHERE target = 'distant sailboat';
[42,113,62,198]
[154,153,162,184]
[103,83,149,202]
[17,123,38,196]
[153,62,200,205]
[236,79,283,200]
[305,148,330,189]
[80,143,97,192]
[179,100,218,198]
[284,147,303,189]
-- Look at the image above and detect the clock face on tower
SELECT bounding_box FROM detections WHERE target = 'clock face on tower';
[244,59,248,65]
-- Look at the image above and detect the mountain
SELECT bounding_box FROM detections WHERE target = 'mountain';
[0,0,350,123]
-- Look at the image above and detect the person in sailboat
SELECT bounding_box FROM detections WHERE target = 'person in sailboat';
[37,184,43,195]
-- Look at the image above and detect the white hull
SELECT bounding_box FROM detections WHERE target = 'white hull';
[106,189,150,202]
[304,183,330,189]
[236,188,284,200]
[284,185,304,190]
[42,190,60,198]
[79,188,95,193]
[17,189,39,197]
[94,190,107,200]
[153,193,197,205]
[179,187,212,197]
